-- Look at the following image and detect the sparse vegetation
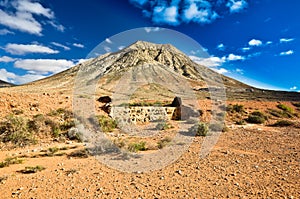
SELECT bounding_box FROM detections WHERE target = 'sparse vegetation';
[156,121,173,130]
[128,141,146,152]
[0,115,36,146]
[67,149,89,158]
[0,157,24,168]
[271,120,294,127]
[235,120,246,125]
[157,137,172,149]
[189,122,209,136]
[227,104,244,113]
[277,104,293,113]
[97,115,118,132]
[19,165,45,174]
[246,111,267,124]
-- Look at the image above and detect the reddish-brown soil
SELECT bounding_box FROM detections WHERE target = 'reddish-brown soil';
[0,89,299,198]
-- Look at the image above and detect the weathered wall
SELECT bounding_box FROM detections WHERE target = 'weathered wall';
[110,106,177,123]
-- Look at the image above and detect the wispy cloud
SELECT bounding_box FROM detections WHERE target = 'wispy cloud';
[0,56,16,62]
[104,46,111,53]
[105,38,113,44]
[248,39,262,46]
[235,68,244,74]
[226,53,245,61]
[266,41,272,45]
[73,43,85,48]
[129,0,247,26]
[280,50,294,56]
[144,27,161,33]
[189,55,226,67]
[5,43,59,55]
[0,28,14,35]
[242,47,251,52]
[226,0,248,13]
[0,0,63,35]
[280,38,295,43]
[14,59,75,74]
[51,42,70,51]
[290,86,297,90]
[214,68,228,74]
[216,43,225,51]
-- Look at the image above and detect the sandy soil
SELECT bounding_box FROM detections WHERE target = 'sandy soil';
[0,89,299,198]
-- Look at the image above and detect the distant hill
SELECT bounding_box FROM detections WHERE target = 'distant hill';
[0,80,14,88]
[5,41,300,101]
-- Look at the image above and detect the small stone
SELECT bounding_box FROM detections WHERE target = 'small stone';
[176,170,182,175]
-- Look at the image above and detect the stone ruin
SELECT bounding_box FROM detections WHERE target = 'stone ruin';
[98,96,182,124]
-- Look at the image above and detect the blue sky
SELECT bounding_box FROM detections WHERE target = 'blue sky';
[0,0,299,91]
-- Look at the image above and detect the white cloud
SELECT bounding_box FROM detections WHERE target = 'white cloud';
[14,73,47,84]
[5,43,59,55]
[118,46,125,50]
[290,86,297,90]
[1,67,47,84]
[51,42,70,51]
[130,0,249,26]
[242,47,251,52]
[235,68,244,74]
[190,55,226,67]
[0,28,14,35]
[280,38,295,43]
[183,2,218,24]
[144,27,161,33]
[248,39,262,46]
[0,0,63,35]
[280,50,294,56]
[216,43,225,50]
[153,5,179,25]
[15,0,54,19]
[104,46,111,53]
[14,59,75,74]
[0,56,16,62]
[48,21,65,32]
[214,68,228,74]
[0,68,16,82]
[73,43,85,48]
[226,0,248,13]
[0,9,42,35]
[105,38,113,44]
[227,53,245,61]
[266,41,272,45]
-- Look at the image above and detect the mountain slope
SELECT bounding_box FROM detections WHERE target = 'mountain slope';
[0,80,14,88]
[5,41,300,101]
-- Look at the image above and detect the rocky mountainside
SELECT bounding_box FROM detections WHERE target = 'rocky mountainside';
[7,41,300,101]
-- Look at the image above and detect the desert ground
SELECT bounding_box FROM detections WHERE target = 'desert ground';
[0,87,299,199]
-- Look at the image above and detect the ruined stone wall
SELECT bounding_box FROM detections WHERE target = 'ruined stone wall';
[110,106,176,123]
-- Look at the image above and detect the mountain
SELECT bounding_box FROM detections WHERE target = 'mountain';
[8,41,300,101]
[0,80,14,88]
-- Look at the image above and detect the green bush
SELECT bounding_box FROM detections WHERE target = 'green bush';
[246,111,267,124]
[0,115,36,146]
[128,142,146,152]
[0,157,24,168]
[97,115,117,132]
[227,104,244,113]
[189,122,209,136]
[277,104,293,113]
[272,120,294,127]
